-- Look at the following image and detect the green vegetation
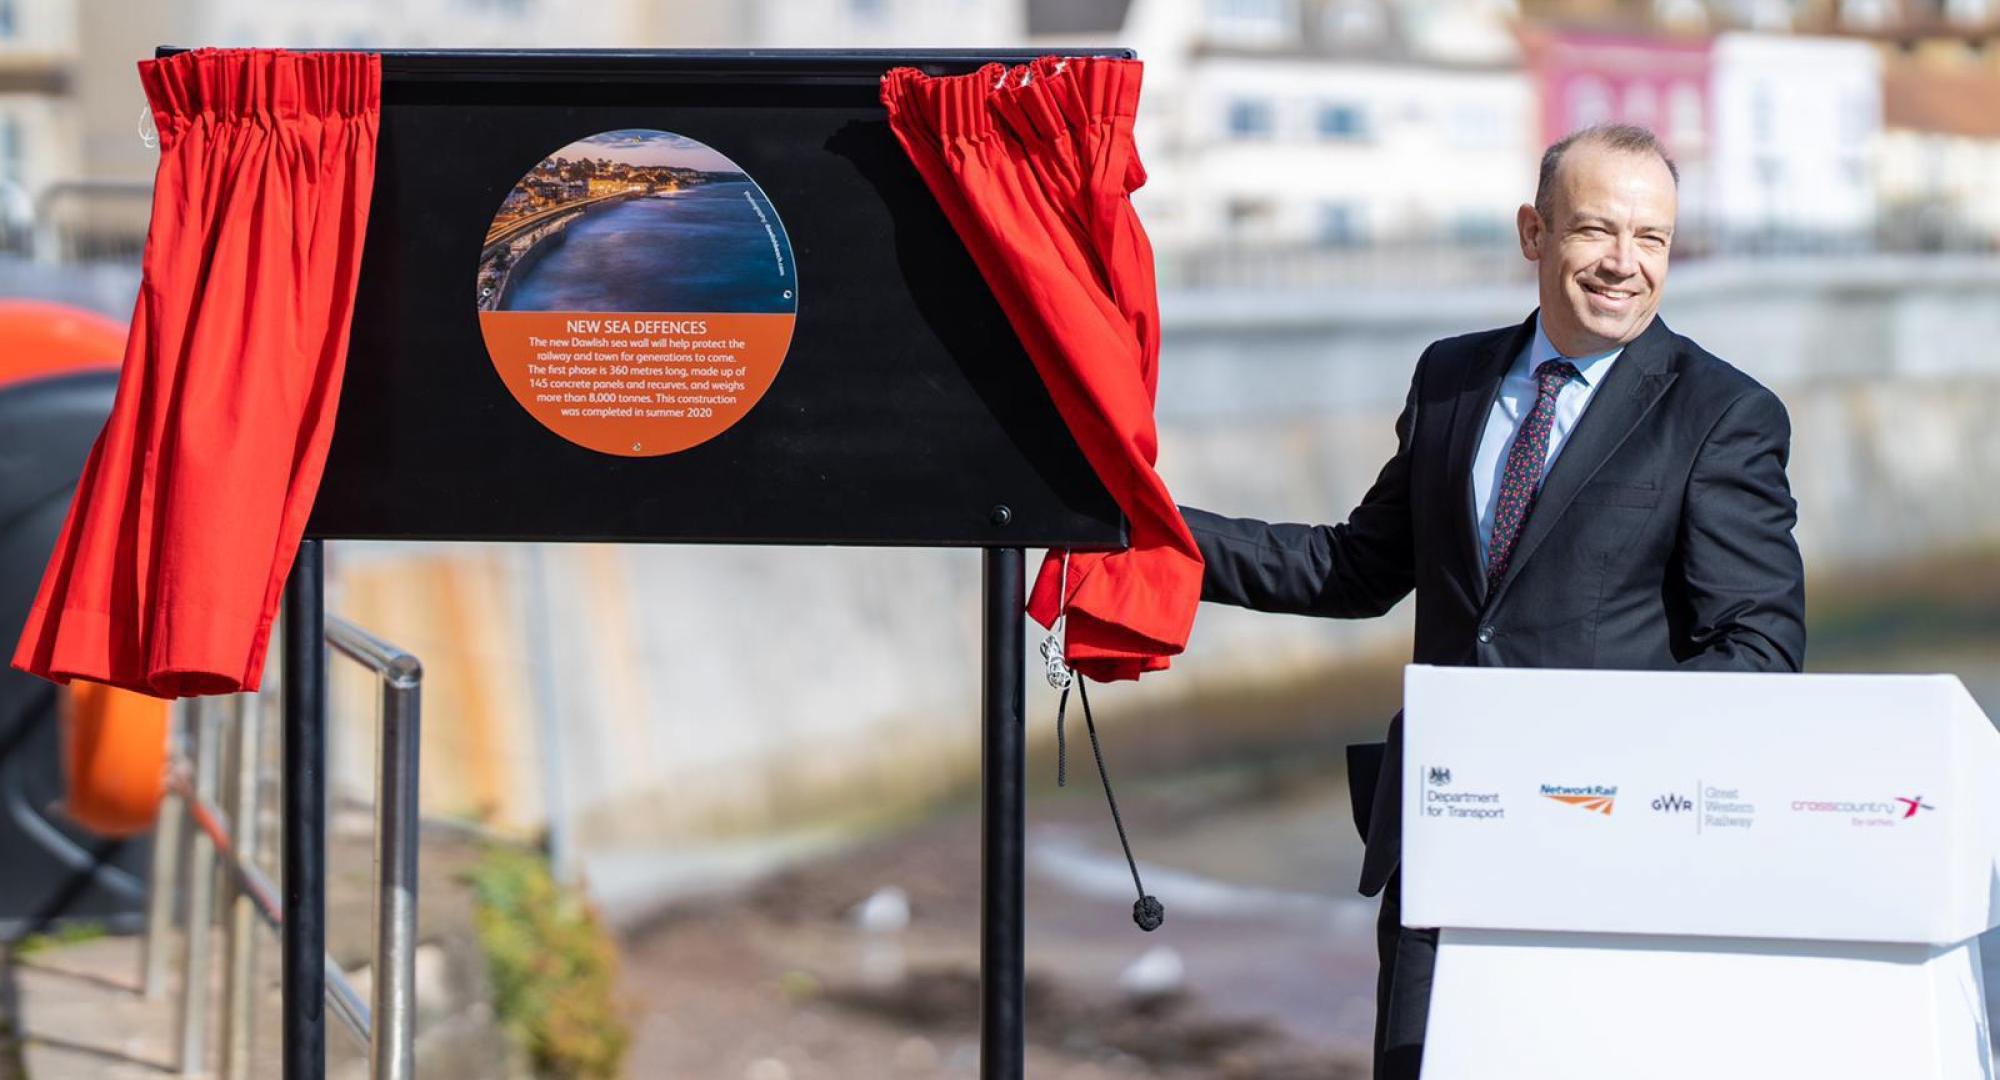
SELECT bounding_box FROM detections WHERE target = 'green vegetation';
[467,847,629,1079]
[9,920,107,959]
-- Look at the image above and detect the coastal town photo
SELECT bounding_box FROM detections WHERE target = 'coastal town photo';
[477,128,796,316]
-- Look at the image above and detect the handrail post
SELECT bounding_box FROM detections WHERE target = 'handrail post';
[371,661,422,1080]
[143,702,189,1000]
[221,690,263,1080]
[177,698,222,1075]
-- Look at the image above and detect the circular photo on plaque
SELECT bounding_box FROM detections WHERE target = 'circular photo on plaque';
[475,129,798,457]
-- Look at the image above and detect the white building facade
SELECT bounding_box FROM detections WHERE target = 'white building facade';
[1083,0,1539,272]
[1708,32,1882,243]
[1161,55,1535,248]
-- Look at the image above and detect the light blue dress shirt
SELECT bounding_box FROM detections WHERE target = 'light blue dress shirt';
[1470,316,1624,570]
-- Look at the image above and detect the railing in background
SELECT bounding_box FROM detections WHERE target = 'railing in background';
[1151,217,2000,290]
[29,180,154,264]
[139,613,421,1079]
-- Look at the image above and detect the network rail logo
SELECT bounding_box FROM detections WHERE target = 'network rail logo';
[1540,783,1617,815]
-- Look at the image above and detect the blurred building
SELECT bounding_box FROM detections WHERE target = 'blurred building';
[1863,22,2000,249]
[0,0,80,250]
[173,0,652,50]
[1050,0,1539,285]
[1709,32,1880,247]
[660,0,1026,47]
[1520,27,1713,234]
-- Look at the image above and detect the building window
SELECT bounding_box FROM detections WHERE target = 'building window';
[0,0,17,39]
[1321,0,1387,45]
[0,115,21,185]
[1945,0,1992,25]
[1227,98,1276,139]
[1317,103,1369,141]
[1207,0,1295,43]
[1447,103,1506,149]
[1842,155,1868,189]
[1317,202,1366,246]
[1756,155,1784,189]
[1840,0,1895,28]
[1623,82,1660,133]
[1227,197,1280,237]
[1839,92,1875,149]
[1668,82,1704,147]
[1566,76,1614,131]
[1751,82,1776,145]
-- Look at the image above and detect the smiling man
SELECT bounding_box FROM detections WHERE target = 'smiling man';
[1179,124,1806,1077]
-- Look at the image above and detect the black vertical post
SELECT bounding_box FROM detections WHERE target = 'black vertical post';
[283,539,327,1080]
[981,547,1026,1080]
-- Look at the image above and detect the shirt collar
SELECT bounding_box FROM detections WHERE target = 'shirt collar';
[1525,313,1623,387]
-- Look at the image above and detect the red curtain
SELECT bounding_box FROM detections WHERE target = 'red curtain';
[881,58,1200,682]
[12,49,380,698]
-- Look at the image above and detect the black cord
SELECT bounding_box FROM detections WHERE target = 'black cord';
[1056,684,1068,788]
[1071,678,1163,932]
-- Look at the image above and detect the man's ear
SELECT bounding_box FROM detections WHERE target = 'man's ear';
[1516,203,1542,262]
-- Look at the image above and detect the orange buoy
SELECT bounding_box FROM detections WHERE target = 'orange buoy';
[0,299,124,389]
[60,679,170,837]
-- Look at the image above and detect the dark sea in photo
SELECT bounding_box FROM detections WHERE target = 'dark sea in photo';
[503,181,796,314]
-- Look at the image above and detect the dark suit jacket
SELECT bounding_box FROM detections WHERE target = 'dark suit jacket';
[1181,311,1806,897]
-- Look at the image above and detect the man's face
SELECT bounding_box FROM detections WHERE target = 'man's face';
[1516,143,1676,356]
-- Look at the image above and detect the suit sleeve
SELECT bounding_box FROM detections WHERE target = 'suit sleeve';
[1177,349,1426,619]
[1675,386,1807,672]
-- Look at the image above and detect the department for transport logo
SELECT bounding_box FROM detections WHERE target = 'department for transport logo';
[1423,765,1505,821]
[1540,783,1617,815]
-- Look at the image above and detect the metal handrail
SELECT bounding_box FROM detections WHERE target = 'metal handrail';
[141,614,421,1078]
[173,768,373,1045]
[327,614,422,1080]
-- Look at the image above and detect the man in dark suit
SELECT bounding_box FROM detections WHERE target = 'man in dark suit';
[1179,123,1806,1077]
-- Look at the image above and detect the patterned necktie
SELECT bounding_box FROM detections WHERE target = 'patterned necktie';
[1485,358,1583,592]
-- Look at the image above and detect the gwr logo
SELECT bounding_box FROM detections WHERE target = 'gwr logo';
[1652,793,1693,814]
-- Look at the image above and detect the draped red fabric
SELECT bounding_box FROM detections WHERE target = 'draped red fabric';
[11,49,380,698]
[881,58,1200,682]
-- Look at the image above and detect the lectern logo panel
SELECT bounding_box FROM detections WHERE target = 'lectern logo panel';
[476,128,799,457]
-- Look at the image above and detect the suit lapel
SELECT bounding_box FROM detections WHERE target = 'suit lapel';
[1444,313,1536,604]
[1484,316,1680,612]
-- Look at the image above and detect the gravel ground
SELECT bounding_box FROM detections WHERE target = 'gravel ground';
[617,761,1377,1080]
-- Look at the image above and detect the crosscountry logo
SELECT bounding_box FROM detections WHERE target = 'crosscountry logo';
[1896,796,1935,819]
[1540,783,1617,815]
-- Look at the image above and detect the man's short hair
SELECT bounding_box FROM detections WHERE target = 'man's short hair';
[1534,123,1680,221]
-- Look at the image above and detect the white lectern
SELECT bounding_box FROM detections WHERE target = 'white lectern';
[1401,665,2000,1080]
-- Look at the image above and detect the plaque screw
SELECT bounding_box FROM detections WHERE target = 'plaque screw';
[990,505,1013,526]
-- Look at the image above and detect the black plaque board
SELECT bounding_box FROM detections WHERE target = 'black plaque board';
[170,48,1130,548]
